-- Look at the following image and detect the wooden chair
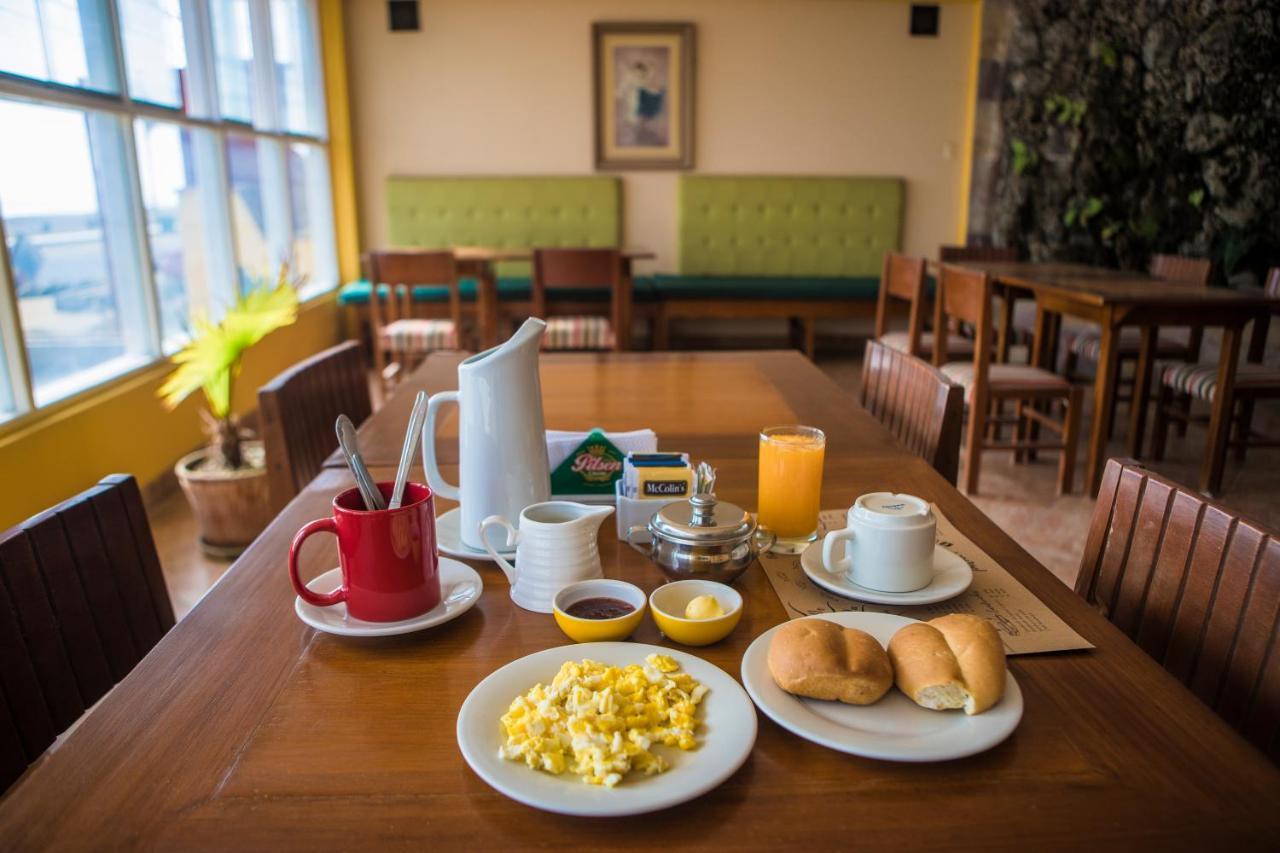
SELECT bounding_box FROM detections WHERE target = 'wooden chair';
[258,340,374,511]
[366,251,463,388]
[874,252,975,363]
[531,248,630,351]
[934,264,1083,494]
[0,474,174,792]
[860,339,964,484]
[1152,267,1280,469]
[1076,458,1280,761]
[939,245,1020,362]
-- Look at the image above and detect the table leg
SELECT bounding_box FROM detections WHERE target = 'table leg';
[1085,315,1119,495]
[1023,302,1050,463]
[476,266,499,350]
[613,263,634,352]
[1200,322,1242,495]
[996,290,1013,364]
[1126,326,1156,458]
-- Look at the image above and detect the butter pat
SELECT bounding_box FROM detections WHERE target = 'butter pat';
[685,595,725,620]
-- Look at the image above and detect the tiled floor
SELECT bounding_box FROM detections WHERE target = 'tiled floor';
[146,335,1280,619]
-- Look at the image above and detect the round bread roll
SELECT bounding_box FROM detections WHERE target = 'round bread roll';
[888,614,1006,715]
[767,619,893,705]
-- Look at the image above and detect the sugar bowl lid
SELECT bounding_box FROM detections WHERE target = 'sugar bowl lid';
[648,463,755,545]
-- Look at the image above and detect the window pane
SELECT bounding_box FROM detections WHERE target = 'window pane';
[0,100,152,405]
[286,142,335,295]
[270,0,322,135]
[118,0,189,108]
[210,0,254,123]
[226,133,287,288]
[0,0,118,92]
[135,120,218,348]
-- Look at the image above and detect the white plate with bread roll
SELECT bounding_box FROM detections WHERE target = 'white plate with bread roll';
[741,612,1022,762]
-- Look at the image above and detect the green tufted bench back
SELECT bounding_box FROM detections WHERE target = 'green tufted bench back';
[679,176,903,278]
[386,176,622,278]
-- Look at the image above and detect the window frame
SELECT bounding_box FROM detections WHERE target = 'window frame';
[0,0,336,423]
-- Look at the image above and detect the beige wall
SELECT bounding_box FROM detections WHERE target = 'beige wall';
[344,0,978,272]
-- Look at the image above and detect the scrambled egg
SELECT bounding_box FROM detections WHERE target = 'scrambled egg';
[498,654,708,787]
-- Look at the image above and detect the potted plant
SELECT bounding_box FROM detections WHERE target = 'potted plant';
[159,268,300,557]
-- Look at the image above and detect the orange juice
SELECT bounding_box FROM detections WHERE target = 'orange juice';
[758,426,825,551]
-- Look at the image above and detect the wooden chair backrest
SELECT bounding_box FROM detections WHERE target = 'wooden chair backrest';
[530,248,621,318]
[860,340,964,484]
[874,253,928,346]
[938,245,1018,263]
[0,474,173,791]
[365,250,462,330]
[932,263,993,373]
[258,341,372,510]
[1149,253,1211,285]
[1077,458,1280,761]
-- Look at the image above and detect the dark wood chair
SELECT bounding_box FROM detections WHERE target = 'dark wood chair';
[366,250,463,388]
[1076,458,1280,761]
[531,248,631,351]
[861,339,964,484]
[1152,267,1280,470]
[939,245,1020,362]
[258,340,373,511]
[0,474,174,792]
[934,264,1083,494]
[874,252,975,363]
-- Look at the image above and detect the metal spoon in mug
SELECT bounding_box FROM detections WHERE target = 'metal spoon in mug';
[388,391,428,509]
[335,415,385,511]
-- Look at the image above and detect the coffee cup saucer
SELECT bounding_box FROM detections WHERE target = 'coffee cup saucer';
[798,542,972,605]
[294,557,482,637]
[436,507,516,562]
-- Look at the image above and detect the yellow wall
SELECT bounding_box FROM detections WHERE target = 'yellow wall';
[344,0,980,266]
[0,297,342,531]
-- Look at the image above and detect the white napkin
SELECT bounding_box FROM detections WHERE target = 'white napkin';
[546,428,657,470]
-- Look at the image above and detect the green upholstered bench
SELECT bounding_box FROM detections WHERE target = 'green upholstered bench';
[659,175,904,355]
[340,277,659,307]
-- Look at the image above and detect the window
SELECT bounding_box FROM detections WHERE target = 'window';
[0,0,336,417]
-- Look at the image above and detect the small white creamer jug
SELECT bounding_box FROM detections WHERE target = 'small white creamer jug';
[480,501,615,613]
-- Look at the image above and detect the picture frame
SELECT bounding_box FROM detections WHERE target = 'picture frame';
[592,22,695,170]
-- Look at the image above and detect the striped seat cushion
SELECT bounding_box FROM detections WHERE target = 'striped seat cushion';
[380,319,458,352]
[543,316,615,351]
[941,362,1071,402]
[879,330,976,357]
[1067,326,1191,361]
[1009,302,1093,346]
[1160,361,1280,403]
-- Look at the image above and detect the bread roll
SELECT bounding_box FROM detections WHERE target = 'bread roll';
[767,619,893,705]
[888,614,1006,715]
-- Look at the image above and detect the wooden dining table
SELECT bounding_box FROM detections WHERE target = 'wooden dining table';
[2,351,1277,849]
[950,261,1279,496]
[453,246,655,351]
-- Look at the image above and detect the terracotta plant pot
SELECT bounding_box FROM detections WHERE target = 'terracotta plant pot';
[175,441,274,558]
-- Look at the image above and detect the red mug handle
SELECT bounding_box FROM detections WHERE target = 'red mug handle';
[289,518,345,607]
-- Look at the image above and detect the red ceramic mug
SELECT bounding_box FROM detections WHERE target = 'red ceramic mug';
[289,482,441,622]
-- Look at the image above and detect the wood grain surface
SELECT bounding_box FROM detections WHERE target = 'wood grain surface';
[1,352,1277,850]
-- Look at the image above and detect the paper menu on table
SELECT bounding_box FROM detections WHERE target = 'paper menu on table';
[756,508,1093,656]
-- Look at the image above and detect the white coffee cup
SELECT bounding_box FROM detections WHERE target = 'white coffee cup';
[821,493,936,592]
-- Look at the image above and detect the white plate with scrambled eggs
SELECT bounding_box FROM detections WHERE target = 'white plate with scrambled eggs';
[456,643,757,816]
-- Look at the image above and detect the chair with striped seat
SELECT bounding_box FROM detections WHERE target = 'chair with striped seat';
[874,252,975,362]
[532,248,628,351]
[935,264,1083,494]
[1151,267,1280,467]
[366,251,463,390]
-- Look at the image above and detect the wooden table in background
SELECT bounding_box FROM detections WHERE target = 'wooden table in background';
[454,246,655,350]
[954,261,1278,495]
[2,352,1277,849]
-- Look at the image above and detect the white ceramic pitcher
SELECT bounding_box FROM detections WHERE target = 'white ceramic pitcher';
[421,317,551,550]
[480,501,616,613]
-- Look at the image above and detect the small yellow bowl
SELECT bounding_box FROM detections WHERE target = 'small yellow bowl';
[552,579,647,643]
[649,580,743,647]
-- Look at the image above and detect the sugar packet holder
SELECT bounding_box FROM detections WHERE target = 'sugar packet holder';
[615,479,683,543]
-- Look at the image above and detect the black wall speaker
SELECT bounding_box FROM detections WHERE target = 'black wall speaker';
[910,4,940,37]
[389,0,420,32]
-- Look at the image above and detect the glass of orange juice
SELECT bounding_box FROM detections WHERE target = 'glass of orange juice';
[758,425,826,553]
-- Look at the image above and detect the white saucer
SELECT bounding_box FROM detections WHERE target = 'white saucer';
[436,507,515,562]
[799,541,972,605]
[294,557,482,637]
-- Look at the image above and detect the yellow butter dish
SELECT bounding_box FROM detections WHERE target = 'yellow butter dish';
[650,580,743,647]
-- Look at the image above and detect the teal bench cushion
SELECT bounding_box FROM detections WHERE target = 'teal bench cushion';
[339,277,658,306]
[653,275,879,300]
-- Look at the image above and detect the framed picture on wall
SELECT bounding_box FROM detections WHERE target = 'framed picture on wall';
[593,22,695,170]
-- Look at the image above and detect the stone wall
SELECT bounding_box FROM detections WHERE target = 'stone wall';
[967,0,1279,285]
